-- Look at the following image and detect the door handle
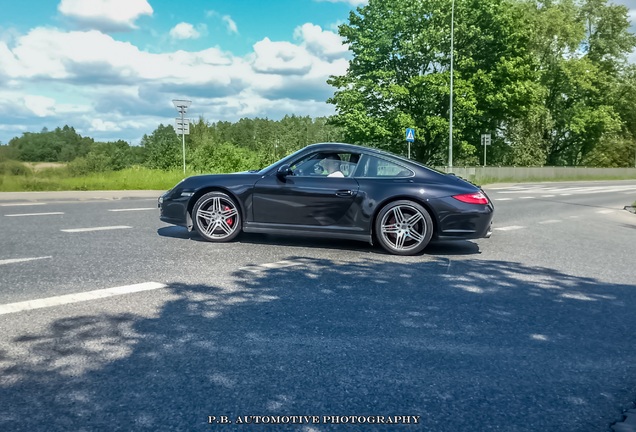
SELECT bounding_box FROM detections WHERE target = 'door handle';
[335,190,353,197]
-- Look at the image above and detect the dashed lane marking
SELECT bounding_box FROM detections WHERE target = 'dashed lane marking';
[494,198,512,201]
[107,208,156,212]
[239,260,305,273]
[494,226,525,231]
[0,203,47,207]
[5,212,64,217]
[538,220,562,224]
[0,282,167,316]
[61,225,132,233]
[0,256,52,266]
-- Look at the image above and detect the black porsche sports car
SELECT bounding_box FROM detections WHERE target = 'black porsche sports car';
[158,142,493,255]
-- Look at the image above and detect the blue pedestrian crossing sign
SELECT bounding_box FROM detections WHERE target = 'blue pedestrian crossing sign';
[405,128,415,142]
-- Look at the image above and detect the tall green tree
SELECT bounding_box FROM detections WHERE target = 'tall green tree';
[328,0,539,165]
[141,124,182,170]
[328,0,636,167]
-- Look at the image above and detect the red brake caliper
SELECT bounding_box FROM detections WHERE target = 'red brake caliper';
[225,206,233,226]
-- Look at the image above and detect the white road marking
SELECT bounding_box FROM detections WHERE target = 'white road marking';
[5,212,64,217]
[0,256,52,266]
[559,194,572,196]
[494,198,512,201]
[596,209,615,214]
[539,220,562,224]
[107,208,155,212]
[0,282,167,315]
[541,195,555,198]
[519,196,535,199]
[61,225,132,233]
[494,226,525,231]
[240,260,304,273]
[0,202,47,207]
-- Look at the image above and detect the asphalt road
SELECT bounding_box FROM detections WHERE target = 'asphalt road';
[0,180,635,431]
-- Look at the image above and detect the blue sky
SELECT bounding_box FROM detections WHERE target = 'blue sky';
[0,0,634,145]
[0,0,365,144]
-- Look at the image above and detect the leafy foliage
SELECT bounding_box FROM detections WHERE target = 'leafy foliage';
[328,0,636,167]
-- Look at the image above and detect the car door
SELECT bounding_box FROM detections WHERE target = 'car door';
[252,173,360,227]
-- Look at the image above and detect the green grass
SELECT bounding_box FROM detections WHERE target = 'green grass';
[0,166,193,192]
[1,161,635,192]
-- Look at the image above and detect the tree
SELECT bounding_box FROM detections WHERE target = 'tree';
[328,0,636,167]
[142,124,182,170]
[328,0,538,165]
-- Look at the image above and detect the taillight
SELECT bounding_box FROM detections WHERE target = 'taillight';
[452,192,489,205]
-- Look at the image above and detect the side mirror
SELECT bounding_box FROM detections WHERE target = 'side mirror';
[277,164,293,178]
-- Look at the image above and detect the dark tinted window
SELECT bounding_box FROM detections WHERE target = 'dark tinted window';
[355,155,413,178]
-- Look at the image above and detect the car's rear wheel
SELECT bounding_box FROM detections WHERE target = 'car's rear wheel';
[192,192,241,242]
[375,200,433,255]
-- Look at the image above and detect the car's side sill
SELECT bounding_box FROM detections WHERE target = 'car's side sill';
[243,223,371,243]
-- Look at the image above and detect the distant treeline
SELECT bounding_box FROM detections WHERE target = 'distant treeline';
[0,116,345,174]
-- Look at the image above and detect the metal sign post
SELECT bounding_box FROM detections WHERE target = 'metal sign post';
[405,128,415,159]
[481,133,491,166]
[172,99,192,174]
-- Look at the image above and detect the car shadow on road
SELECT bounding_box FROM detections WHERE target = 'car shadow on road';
[1,258,634,431]
[157,226,482,256]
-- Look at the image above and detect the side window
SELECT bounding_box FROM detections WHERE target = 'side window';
[355,155,413,178]
[289,153,325,176]
[289,152,360,177]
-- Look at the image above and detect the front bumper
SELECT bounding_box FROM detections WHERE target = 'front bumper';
[158,192,190,228]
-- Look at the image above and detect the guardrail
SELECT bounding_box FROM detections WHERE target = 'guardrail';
[436,166,636,183]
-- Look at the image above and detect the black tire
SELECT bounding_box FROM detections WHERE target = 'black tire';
[192,192,242,242]
[374,200,433,255]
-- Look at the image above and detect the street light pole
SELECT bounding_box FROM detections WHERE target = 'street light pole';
[449,0,455,170]
[172,99,191,174]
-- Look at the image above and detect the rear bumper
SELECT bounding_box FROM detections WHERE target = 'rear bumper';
[431,196,494,240]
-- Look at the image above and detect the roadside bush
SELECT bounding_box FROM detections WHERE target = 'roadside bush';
[66,152,114,176]
[191,142,261,173]
[67,157,91,176]
[0,160,32,176]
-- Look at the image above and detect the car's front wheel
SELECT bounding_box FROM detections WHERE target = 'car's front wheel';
[192,192,241,242]
[375,200,433,255]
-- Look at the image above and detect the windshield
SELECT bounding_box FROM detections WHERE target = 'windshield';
[254,147,308,174]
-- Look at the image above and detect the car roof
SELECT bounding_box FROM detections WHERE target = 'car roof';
[303,142,430,170]
[304,142,405,159]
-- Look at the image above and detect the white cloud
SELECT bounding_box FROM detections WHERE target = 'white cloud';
[90,118,120,132]
[0,23,352,143]
[204,11,239,35]
[294,23,349,60]
[170,22,201,40]
[252,37,314,75]
[58,0,153,31]
[23,95,56,117]
[222,16,238,34]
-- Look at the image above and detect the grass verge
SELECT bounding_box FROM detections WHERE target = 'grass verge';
[0,166,191,192]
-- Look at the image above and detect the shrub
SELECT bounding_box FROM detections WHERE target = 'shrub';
[0,160,32,176]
